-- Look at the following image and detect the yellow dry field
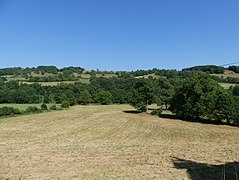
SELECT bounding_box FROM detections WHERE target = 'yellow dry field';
[219,83,237,89]
[211,70,239,78]
[0,105,238,179]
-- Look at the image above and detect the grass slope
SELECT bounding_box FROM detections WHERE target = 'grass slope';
[0,105,238,179]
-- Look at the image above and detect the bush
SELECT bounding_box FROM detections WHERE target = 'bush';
[24,106,41,114]
[41,103,48,111]
[49,105,57,110]
[150,108,162,116]
[0,107,21,117]
[61,100,70,108]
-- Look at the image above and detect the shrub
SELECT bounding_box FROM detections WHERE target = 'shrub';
[61,100,70,108]
[49,105,57,110]
[24,106,41,114]
[41,103,48,111]
[150,108,162,116]
[0,107,21,117]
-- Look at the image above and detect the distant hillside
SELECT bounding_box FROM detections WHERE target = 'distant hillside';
[0,65,239,87]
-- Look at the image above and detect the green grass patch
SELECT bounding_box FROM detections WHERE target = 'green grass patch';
[0,104,61,111]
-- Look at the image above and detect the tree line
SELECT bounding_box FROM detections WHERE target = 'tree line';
[0,66,85,76]
[0,66,239,125]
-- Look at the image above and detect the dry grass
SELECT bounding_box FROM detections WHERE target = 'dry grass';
[0,105,238,179]
[219,83,237,89]
[135,73,164,79]
[211,70,239,78]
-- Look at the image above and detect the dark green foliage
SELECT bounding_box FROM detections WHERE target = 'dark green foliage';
[231,85,239,96]
[95,90,113,105]
[60,66,84,74]
[202,90,239,123]
[182,65,225,74]
[228,66,239,73]
[35,66,59,74]
[112,89,128,104]
[130,79,154,112]
[1,65,239,125]
[0,67,22,76]
[150,108,162,116]
[170,75,221,119]
[78,90,92,105]
[24,106,42,114]
[61,100,70,108]
[49,105,57,110]
[154,78,174,109]
[213,91,239,123]
[170,75,239,124]
[0,107,21,117]
[41,103,48,111]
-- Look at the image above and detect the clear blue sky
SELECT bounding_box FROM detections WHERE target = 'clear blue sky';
[0,0,239,71]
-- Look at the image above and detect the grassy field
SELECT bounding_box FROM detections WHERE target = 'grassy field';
[0,104,61,111]
[0,105,238,179]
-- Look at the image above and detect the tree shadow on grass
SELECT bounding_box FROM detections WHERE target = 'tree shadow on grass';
[172,157,239,180]
[122,110,141,114]
[159,113,181,119]
[159,113,239,127]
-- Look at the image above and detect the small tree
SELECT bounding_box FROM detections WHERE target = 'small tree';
[49,105,57,110]
[41,103,48,111]
[130,79,154,112]
[61,100,70,108]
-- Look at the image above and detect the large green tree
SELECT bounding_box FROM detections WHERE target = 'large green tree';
[95,90,113,105]
[202,89,239,124]
[170,75,220,119]
[130,79,155,112]
[78,90,92,105]
[170,75,239,124]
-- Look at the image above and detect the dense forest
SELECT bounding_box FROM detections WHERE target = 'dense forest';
[0,65,239,125]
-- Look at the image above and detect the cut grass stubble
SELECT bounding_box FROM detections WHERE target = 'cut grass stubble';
[0,105,238,179]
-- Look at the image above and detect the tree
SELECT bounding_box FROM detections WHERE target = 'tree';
[170,75,220,119]
[41,103,48,111]
[202,89,239,124]
[231,85,239,96]
[130,79,154,112]
[154,78,174,109]
[170,75,239,124]
[78,90,92,105]
[228,66,239,73]
[95,90,113,105]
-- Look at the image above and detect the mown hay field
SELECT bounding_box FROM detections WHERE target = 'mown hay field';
[0,105,238,179]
